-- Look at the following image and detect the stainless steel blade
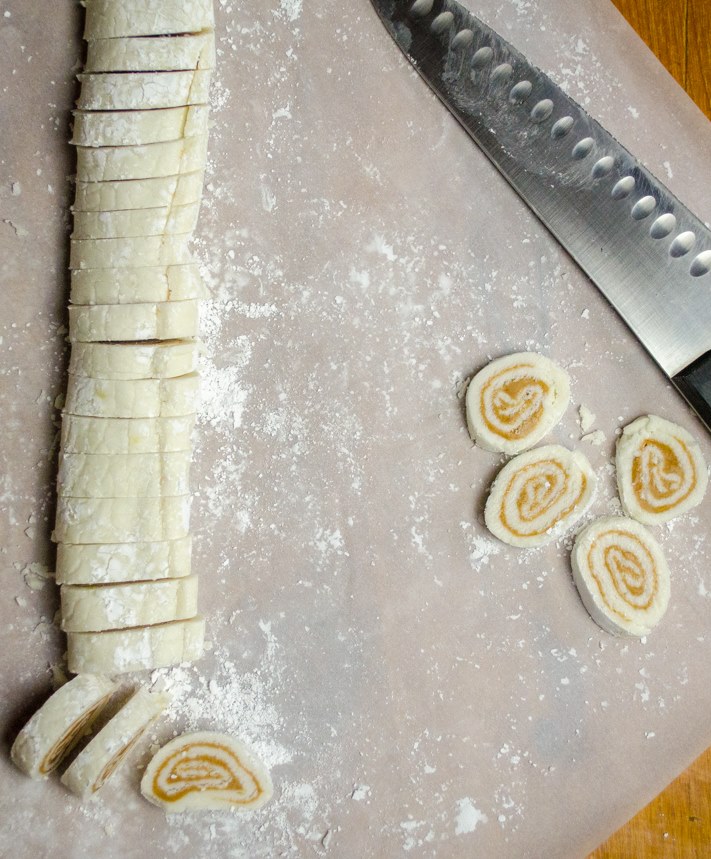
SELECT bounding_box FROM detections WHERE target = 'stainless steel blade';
[369,0,711,405]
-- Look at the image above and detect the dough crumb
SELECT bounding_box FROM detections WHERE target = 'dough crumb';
[578,404,596,433]
[581,429,605,446]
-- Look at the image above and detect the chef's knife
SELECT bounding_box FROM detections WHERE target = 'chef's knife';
[369,0,711,433]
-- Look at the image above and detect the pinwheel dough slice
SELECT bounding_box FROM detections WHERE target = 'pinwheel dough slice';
[61,688,170,799]
[83,0,215,39]
[10,674,117,779]
[141,732,273,812]
[72,105,210,148]
[54,495,191,544]
[84,32,216,73]
[56,536,192,585]
[65,372,199,419]
[77,70,212,111]
[73,172,205,213]
[76,135,208,182]
[69,340,198,381]
[67,616,206,675]
[72,203,201,240]
[70,263,207,305]
[485,444,597,548]
[70,235,193,270]
[616,414,708,525]
[60,414,196,455]
[61,575,199,632]
[68,300,199,342]
[572,516,671,637]
[57,451,192,498]
[466,352,570,454]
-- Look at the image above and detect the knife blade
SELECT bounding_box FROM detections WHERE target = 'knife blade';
[369,0,711,433]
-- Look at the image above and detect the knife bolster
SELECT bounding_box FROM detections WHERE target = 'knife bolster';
[672,351,711,434]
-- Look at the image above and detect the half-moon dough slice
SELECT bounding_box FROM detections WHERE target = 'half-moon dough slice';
[60,414,196,455]
[68,300,199,342]
[616,414,708,525]
[571,516,670,636]
[56,536,192,586]
[76,135,208,182]
[57,451,192,498]
[70,263,207,305]
[466,352,570,454]
[10,674,117,779]
[68,340,198,381]
[141,731,273,812]
[76,70,212,112]
[61,688,170,798]
[72,203,201,239]
[83,0,215,39]
[84,33,216,73]
[70,235,193,270]
[73,173,204,214]
[64,372,199,419]
[72,105,209,148]
[485,444,597,547]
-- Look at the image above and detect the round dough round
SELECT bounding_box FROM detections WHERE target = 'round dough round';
[616,414,708,524]
[571,516,670,637]
[465,352,570,454]
[484,444,596,547]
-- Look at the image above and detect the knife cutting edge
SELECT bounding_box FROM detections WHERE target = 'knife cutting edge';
[369,0,711,433]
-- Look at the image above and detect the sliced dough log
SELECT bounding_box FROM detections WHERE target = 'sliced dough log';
[485,444,597,548]
[65,372,199,419]
[141,731,273,812]
[61,576,199,632]
[56,536,192,585]
[67,616,206,675]
[76,135,208,182]
[10,674,118,779]
[571,516,671,637]
[69,300,199,342]
[70,235,193,270]
[61,414,195,455]
[61,688,170,798]
[72,203,200,240]
[466,352,570,454]
[77,70,212,111]
[58,451,192,498]
[54,495,191,544]
[73,172,204,213]
[70,263,206,305]
[72,105,209,148]
[85,33,216,73]
[83,0,215,39]
[69,340,198,380]
[616,414,708,525]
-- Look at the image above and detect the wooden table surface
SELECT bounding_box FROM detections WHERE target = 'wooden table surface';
[589,2,710,856]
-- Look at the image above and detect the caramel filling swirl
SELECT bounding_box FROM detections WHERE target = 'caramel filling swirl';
[587,529,659,623]
[631,437,697,514]
[480,364,551,442]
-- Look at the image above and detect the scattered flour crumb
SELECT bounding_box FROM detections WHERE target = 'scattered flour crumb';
[581,429,606,446]
[454,798,488,835]
[351,784,371,801]
[578,405,596,433]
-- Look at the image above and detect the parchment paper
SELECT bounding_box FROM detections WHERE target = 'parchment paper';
[2,1,711,856]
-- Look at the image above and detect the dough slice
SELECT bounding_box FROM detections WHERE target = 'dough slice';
[68,300,199,342]
[70,263,207,305]
[69,340,198,381]
[72,203,201,240]
[67,616,206,675]
[61,575,199,632]
[65,372,199,419]
[83,0,215,39]
[141,731,273,812]
[466,352,570,454]
[53,495,192,544]
[84,33,216,73]
[73,172,205,213]
[485,444,597,547]
[616,414,708,525]
[572,516,671,636]
[60,414,196,455]
[76,135,208,182]
[10,674,118,779]
[70,235,193,270]
[72,106,209,148]
[61,688,170,798]
[56,536,192,585]
[77,70,212,111]
[57,451,192,498]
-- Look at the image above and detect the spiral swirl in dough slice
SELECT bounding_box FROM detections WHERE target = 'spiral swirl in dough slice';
[141,731,273,813]
[616,414,708,525]
[466,352,570,454]
[485,444,596,547]
[572,516,670,636]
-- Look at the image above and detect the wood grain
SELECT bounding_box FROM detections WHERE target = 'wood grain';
[589,1,711,856]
